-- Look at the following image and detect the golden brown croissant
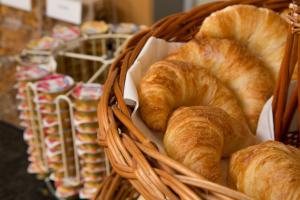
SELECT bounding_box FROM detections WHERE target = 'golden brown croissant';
[198,5,288,80]
[166,38,273,132]
[139,60,251,133]
[229,141,300,200]
[164,106,255,182]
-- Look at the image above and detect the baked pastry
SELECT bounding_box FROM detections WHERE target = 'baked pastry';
[197,5,288,80]
[164,106,255,182]
[139,60,252,132]
[165,38,273,132]
[229,141,300,200]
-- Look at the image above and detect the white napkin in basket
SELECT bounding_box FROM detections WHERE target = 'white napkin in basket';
[123,37,183,153]
[256,81,298,142]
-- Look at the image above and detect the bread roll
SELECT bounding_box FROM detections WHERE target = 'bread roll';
[164,106,255,182]
[229,141,300,200]
[139,60,251,133]
[166,38,273,132]
[198,5,288,80]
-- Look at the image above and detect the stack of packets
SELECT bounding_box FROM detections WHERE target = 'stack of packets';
[71,83,106,199]
[27,36,64,51]
[52,25,81,41]
[80,21,109,36]
[16,62,53,175]
[34,74,81,198]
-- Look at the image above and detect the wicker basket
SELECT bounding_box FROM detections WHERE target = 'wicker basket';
[94,171,139,200]
[97,0,294,199]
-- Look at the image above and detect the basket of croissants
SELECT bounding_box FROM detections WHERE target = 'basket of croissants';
[97,0,300,199]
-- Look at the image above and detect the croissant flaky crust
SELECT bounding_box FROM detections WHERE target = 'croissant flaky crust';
[166,37,273,132]
[229,141,300,200]
[139,60,251,133]
[198,5,288,81]
[164,106,255,182]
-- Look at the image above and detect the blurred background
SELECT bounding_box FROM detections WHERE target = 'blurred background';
[0,0,210,126]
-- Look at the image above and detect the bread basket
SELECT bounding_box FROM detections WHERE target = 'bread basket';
[97,0,297,199]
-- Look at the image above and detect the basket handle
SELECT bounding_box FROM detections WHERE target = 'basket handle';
[273,0,300,144]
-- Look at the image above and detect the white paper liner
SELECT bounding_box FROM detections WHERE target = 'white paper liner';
[257,81,298,142]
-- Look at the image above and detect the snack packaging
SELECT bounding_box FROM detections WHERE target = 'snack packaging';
[81,21,109,35]
[17,101,30,111]
[38,103,56,113]
[35,74,74,94]
[82,165,106,174]
[77,144,102,155]
[79,153,105,163]
[56,184,79,199]
[27,162,46,174]
[74,110,97,124]
[72,83,103,112]
[76,123,98,134]
[52,25,80,41]
[76,133,97,144]
[23,128,33,141]
[44,126,59,135]
[42,115,70,128]
[79,187,98,199]
[45,131,73,147]
[50,171,64,182]
[34,92,68,104]
[27,36,63,50]
[20,120,31,128]
[111,23,139,34]
[82,174,104,182]
[82,162,106,170]
[16,92,27,100]
[18,53,51,65]
[16,64,51,84]
[84,181,103,190]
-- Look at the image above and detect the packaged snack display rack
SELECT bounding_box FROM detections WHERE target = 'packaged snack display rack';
[96,0,300,200]
[17,31,132,199]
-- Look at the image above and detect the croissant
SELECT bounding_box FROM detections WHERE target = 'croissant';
[139,60,251,133]
[229,141,300,200]
[164,106,255,182]
[166,37,273,132]
[197,5,288,80]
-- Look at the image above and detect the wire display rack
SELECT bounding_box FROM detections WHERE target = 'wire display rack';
[18,32,131,199]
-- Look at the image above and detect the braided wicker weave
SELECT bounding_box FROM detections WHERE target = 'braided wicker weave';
[97,0,292,199]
